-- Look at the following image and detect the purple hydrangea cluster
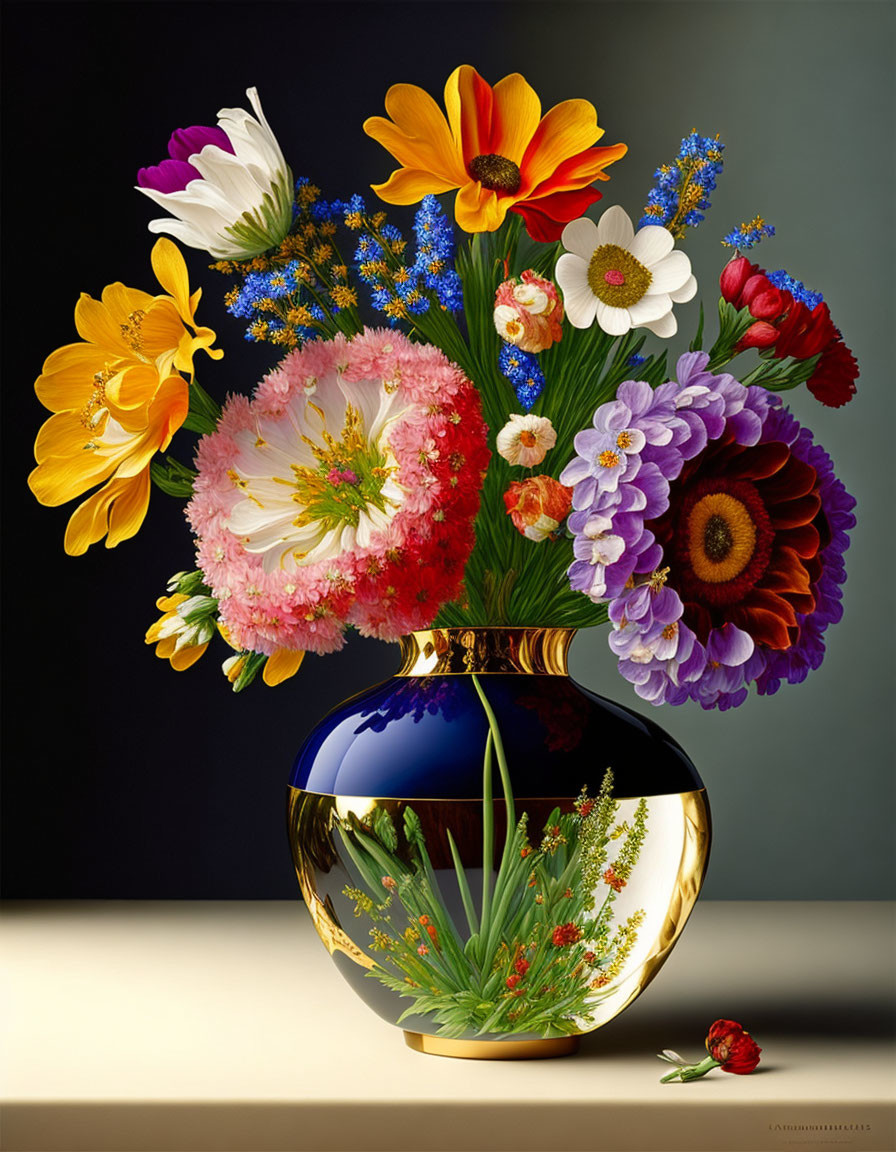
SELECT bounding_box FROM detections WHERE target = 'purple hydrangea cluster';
[560,353,855,709]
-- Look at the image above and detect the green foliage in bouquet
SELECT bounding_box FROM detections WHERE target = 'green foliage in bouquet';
[338,677,648,1038]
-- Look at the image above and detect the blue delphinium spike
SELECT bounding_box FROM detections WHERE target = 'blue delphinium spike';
[640,132,724,237]
[499,342,545,410]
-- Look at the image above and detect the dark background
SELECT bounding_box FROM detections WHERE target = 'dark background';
[2,0,893,899]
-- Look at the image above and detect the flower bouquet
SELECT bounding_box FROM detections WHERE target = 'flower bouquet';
[28,68,857,1054]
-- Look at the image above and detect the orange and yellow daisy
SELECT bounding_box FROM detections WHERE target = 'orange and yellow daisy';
[364,66,627,240]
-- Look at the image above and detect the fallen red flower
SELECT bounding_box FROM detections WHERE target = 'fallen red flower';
[706,1019,763,1074]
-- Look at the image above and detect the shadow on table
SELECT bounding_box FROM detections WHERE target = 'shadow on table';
[579,996,896,1057]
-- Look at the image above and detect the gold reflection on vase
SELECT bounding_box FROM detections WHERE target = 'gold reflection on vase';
[397,627,575,676]
[287,786,710,1036]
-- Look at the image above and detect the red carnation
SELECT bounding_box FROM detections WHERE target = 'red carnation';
[659,1019,762,1082]
[551,922,583,947]
[807,337,859,408]
[514,957,530,976]
[706,1020,762,1074]
[506,974,522,990]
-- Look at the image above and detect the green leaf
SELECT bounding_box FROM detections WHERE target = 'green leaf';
[150,456,196,498]
[371,808,398,853]
[689,301,705,352]
[447,829,479,938]
[183,376,222,436]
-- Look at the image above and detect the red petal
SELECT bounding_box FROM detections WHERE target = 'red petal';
[719,257,756,304]
[758,454,818,503]
[724,441,790,481]
[768,492,822,529]
[784,523,821,558]
[511,186,602,241]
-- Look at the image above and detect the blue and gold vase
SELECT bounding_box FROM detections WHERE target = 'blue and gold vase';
[287,627,710,1059]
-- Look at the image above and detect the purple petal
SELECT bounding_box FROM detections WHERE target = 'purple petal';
[168,125,234,161]
[675,351,712,386]
[706,623,754,667]
[616,379,655,415]
[136,158,201,193]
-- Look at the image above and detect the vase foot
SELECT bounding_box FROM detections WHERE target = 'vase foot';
[403,1031,580,1060]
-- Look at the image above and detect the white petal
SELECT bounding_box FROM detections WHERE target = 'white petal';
[595,205,635,249]
[670,274,698,303]
[560,216,599,260]
[594,300,632,336]
[556,254,598,328]
[645,250,692,294]
[641,310,678,338]
[191,147,269,207]
[630,225,675,267]
[626,294,672,325]
[145,216,219,253]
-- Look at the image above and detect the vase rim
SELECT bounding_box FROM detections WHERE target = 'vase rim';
[398,627,575,676]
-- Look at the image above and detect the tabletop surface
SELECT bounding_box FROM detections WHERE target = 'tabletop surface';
[2,900,894,1152]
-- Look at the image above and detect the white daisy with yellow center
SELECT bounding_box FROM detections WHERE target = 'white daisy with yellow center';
[556,206,697,338]
[225,368,412,574]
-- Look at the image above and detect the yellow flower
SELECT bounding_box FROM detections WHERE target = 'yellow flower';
[29,238,221,554]
[146,594,211,671]
[29,371,189,554]
[364,66,626,240]
[68,238,221,385]
[218,622,305,688]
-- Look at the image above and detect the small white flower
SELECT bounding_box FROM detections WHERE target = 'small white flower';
[136,88,293,261]
[496,414,557,468]
[494,304,526,344]
[555,206,697,338]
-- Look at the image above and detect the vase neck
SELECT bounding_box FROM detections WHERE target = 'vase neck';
[397,628,575,676]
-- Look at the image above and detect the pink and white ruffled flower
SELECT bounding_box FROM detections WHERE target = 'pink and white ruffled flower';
[493,270,564,353]
[563,352,855,709]
[188,329,488,656]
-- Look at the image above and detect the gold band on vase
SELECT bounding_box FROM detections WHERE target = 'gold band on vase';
[403,1031,580,1060]
[397,627,575,676]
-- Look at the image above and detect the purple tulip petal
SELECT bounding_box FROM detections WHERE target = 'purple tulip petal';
[168,125,234,162]
[137,158,201,193]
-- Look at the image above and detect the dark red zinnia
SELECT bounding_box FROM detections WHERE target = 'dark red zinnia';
[650,432,824,652]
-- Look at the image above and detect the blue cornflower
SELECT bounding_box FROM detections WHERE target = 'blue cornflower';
[355,235,384,263]
[264,270,293,299]
[311,197,346,224]
[722,216,776,251]
[499,342,545,411]
[342,194,366,227]
[767,270,823,310]
[626,353,647,368]
[370,286,392,311]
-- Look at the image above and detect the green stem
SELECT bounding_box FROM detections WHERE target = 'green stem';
[661,1056,721,1083]
[480,729,494,940]
[447,829,479,937]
